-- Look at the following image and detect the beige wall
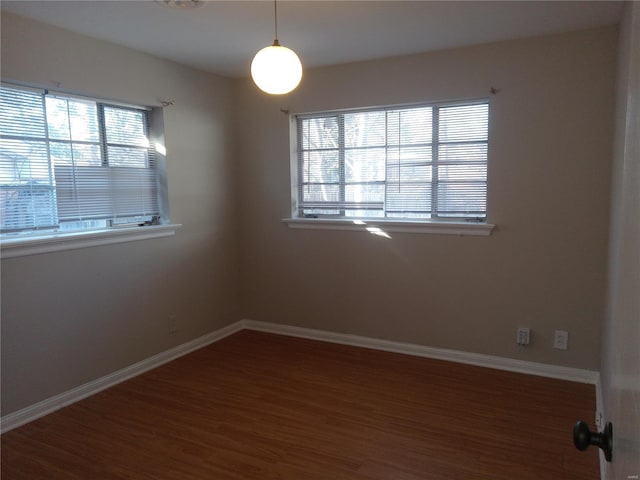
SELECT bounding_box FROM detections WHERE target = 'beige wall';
[236,27,617,370]
[601,1,640,476]
[0,13,240,414]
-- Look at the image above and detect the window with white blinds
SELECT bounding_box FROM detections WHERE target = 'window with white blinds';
[0,84,159,236]
[295,100,489,221]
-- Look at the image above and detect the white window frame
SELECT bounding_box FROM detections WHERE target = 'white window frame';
[0,83,180,258]
[285,99,494,236]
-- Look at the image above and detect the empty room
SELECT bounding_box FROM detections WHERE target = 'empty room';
[0,1,638,479]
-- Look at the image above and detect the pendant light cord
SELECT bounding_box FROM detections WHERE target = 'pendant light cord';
[274,0,279,43]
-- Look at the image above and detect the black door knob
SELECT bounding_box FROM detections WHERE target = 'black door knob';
[573,420,613,462]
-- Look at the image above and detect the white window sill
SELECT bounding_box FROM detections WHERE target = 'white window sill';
[283,218,494,236]
[1,224,182,259]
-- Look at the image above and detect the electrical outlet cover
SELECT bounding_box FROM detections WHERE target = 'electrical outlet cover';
[553,330,569,350]
[517,327,530,345]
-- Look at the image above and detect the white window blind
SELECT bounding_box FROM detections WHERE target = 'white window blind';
[295,100,489,221]
[0,85,158,235]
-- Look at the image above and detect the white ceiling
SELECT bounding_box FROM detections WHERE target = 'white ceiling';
[1,1,624,79]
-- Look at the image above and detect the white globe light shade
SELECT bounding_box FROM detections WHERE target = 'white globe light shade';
[251,44,302,95]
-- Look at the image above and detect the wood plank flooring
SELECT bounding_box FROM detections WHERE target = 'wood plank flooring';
[1,330,599,479]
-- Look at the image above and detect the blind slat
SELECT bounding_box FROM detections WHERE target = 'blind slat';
[55,166,158,221]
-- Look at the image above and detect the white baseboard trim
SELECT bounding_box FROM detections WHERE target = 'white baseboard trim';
[1,318,600,435]
[241,319,600,385]
[0,320,244,434]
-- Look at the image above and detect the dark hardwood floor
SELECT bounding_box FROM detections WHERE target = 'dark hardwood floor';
[1,330,599,479]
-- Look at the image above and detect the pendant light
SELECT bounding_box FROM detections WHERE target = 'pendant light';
[251,0,302,95]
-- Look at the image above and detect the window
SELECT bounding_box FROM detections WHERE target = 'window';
[0,84,162,239]
[294,100,489,223]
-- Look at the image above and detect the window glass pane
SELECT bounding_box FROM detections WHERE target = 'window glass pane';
[387,146,432,184]
[387,212,431,219]
[301,184,340,203]
[345,148,385,182]
[69,100,99,142]
[59,219,108,232]
[301,117,338,150]
[437,183,487,214]
[345,184,384,202]
[303,209,340,216]
[0,139,51,184]
[50,142,72,166]
[345,183,384,217]
[388,107,432,146]
[439,104,488,143]
[46,97,99,142]
[387,145,432,164]
[107,146,148,168]
[50,142,102,167]
[438,164,487,182]
[73,144,102,167]
[386,183,432,216]
[303,151,339,183]
[439,143,487,163]
[0,139,56,231]
[104,107,148,147]
[387,164,432,183]
[0,88,46,138]
[344,209,384,218]
[345,111,385,148]
[110,215,153,226]
[0,186,57,231]
[45,98,70,141]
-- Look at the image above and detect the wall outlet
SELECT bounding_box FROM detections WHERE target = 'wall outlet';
[517,327,531,345]
[553,330,569,350]
[168,315,178,334]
